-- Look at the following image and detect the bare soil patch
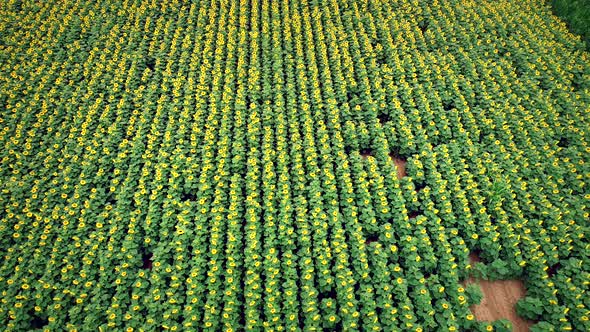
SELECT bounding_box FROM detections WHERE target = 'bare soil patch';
[389,153,407,179]
[464,253,533,332]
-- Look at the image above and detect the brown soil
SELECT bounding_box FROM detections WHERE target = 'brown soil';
[464,253,533,331]
[389,153,407,179]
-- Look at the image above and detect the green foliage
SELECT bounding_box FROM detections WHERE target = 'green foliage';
[471,259,521,281]
[492,319,513,332]
[530,321,557,332]
[465,284,484,306]
[516,297,545,321]
[551,0,590,49]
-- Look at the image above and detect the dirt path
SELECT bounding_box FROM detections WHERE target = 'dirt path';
[391,157,407,180]
[464,254,533,331]
[389,154,407,179]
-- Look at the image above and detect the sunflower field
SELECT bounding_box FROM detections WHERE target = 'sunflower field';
[1,0,589,331]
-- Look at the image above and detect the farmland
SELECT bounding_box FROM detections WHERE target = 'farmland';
[1,0,589,331]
